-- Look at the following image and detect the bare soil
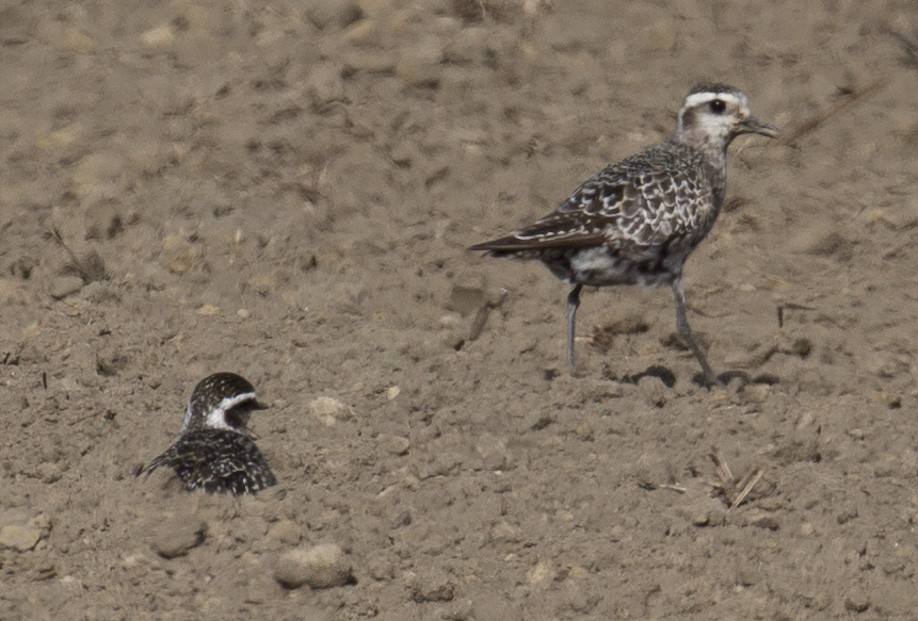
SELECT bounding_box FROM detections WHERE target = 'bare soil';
[1,1,916,619]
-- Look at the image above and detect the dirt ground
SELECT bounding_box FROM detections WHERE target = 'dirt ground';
[1,1,916,619]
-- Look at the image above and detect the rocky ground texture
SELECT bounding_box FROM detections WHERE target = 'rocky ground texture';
[1,0,917,619]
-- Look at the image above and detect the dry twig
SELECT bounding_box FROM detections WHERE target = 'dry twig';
[776,79,886,146]
[708,448,765,511]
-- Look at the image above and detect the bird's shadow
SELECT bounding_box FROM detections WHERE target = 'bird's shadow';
[605,365,780,389]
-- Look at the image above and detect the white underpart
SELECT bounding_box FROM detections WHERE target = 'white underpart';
[204,392,258,431]
[570,247,619,276]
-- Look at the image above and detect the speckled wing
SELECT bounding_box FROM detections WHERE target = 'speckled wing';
[141,429,276,496]
[470,142,715,257]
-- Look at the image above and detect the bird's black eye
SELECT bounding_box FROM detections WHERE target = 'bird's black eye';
[709,99,726,114]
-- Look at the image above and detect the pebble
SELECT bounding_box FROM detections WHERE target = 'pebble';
[196,304,220,316]
[159,234,203,275]
[140,25,174,48]
[274,543,353,589]
[305,0,361,30]
[489,520,520,544]
[444,27,488,64]
[409,569,455,602]
[446,277,486,316]
[379,434,410,456]
[309,396,351,426]
[61,27,96,54]
[636,375,667,408]
[366,552,394,580]
[306,62,346,106]
[0,524,43,552]
[844,594,871,613]
[744,512,780,531]
[526,560,554,585]
[678,498,726,528]
[344,19,378,46]
[266,519,301,546]
[49,275,84,300]
[865,350,909,378]
[150,518,207,559]
[474,435,509,471]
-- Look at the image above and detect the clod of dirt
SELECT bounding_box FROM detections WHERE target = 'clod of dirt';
[274,543,354,590]
[309,396,352,426]
[409,569,455,602]
[158,234,203,275]
[304,0,361,30]
[0,524,43,552]
[150,518,207,559]
[49,275,84,299]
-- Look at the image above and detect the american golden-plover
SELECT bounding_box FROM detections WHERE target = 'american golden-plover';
[139,373,276,495]
[470,84,777,385]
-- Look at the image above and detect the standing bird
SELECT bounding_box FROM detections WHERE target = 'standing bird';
[139,372,276,495]
[469,84,777,385]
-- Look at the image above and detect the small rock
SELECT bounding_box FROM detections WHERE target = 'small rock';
[740,383,771,404]
[309,396,351,426]
[636,375,667,407]
[525,560,554,585]
[274,543,353,589]
[795,410,815,429]
[474,435,509,470]
[415,451,462,480]
[722,343,777,369]
[344,19,377,46]
[446,276,486,316]
[844,595,871,613]
[865,350,909,378]
[196,304,220,316]
[159,234,202,275]
[49,275,84,299]
[793,229,854,261]
[800,522,815,536]
[151,518,207,559]
[367,552,394,580]
[304,0,361,30]
[633,453,673,490]
[0,524,42,552]
[678,498,726,528]
[266,519,301,545]
[745,512,780,531]
[386,385,401,400]
[379,434,410,456]
[247,272,278,296]
[61,27,96,54]
[394,36,444,88]
[141,24,174,48]
[489,520,520,544]
[410,569,455,602]
[306,62,346,107]
[847,428,866,440]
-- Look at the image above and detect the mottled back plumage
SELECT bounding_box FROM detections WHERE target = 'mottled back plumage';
[470,84,777,383]
[139,372,276,496]
[142,429,276,495]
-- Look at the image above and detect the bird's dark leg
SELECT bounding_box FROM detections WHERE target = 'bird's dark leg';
[671,279,721,386]
[566,283,583,370]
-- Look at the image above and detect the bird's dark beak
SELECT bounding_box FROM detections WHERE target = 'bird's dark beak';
[251,400,270,411]
[739,116,779,138]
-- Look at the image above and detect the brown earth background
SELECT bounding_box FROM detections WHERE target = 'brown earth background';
[1,0,917,619]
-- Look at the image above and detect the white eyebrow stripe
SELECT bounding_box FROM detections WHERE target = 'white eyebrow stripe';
[204,392,258,430]
[682,92,745,109]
